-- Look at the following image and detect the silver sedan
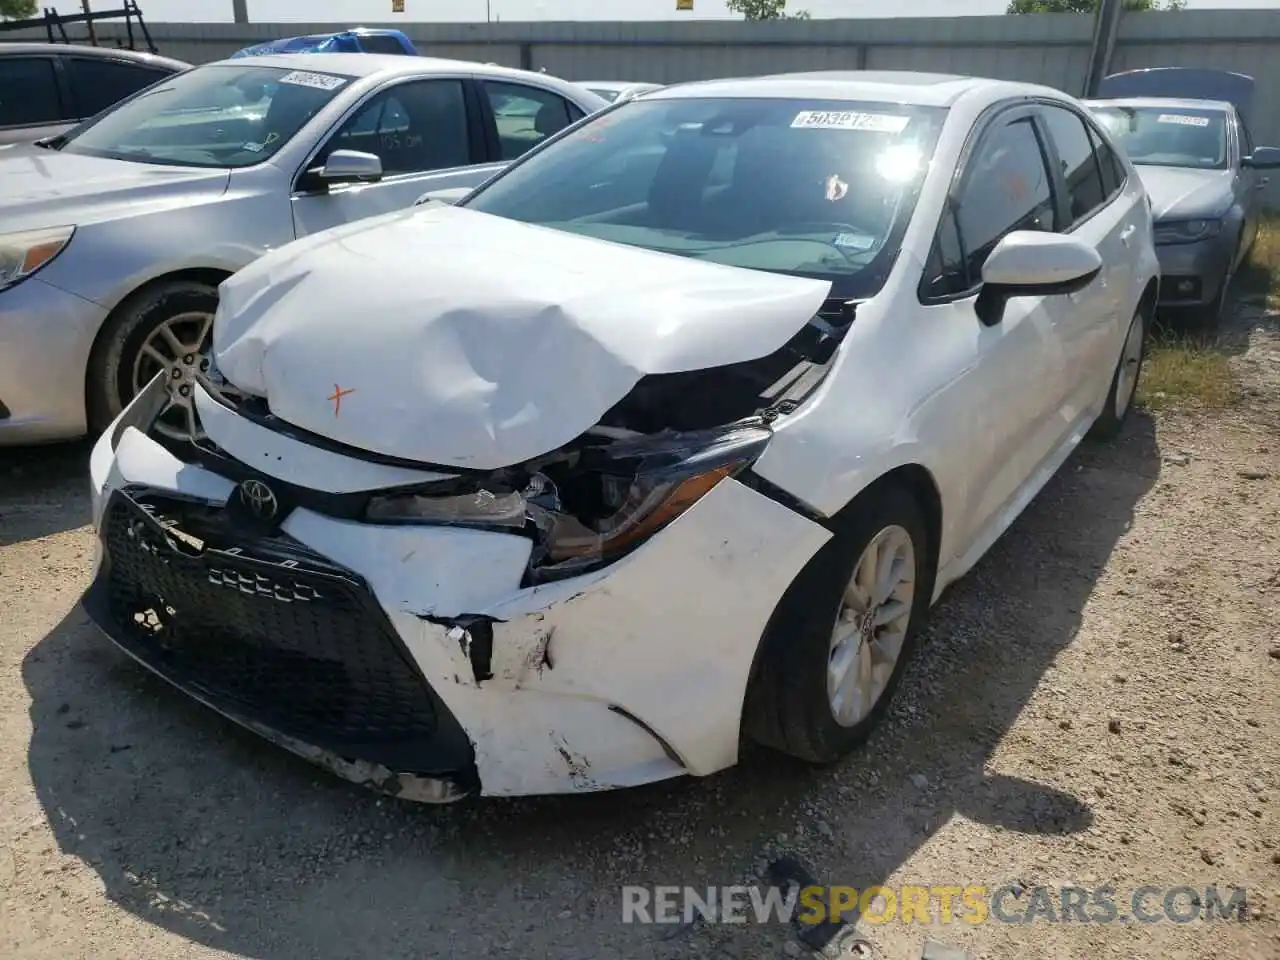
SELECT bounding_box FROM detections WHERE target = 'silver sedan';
[0,53,605,446]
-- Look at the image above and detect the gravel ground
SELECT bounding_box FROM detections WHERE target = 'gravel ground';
[1,296,1278,960]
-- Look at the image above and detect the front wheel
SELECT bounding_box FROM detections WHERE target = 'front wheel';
[86,280,219,440]
[743,483,932,764]
[1089,307,1146,442]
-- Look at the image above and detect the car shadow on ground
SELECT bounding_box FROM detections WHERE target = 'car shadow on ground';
[20,414,1161,958]
[0,441,93,544]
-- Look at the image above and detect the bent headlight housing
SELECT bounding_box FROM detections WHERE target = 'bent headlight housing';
[536,425,771,570]
[0,225,75,291]
[363,424,772,578]
[1153,218,1221,245]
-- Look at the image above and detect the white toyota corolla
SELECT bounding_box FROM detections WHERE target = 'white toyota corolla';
[85,71,1159,802]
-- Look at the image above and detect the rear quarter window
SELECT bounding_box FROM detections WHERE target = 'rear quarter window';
[0,57,64,127]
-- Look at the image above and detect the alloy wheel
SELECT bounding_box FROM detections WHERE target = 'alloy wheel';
[129,310,215,442]
[827,524,916,728]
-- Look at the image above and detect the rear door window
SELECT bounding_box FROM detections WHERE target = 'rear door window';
[482,81,576,160]
[0,57,64,127]
[1039,104,1108,228]
[66,57,173,118]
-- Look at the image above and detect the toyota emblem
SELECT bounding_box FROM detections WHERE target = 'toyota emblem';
[238,479,278,521]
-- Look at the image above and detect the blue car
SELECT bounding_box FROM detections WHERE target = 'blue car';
[232,28,417,58]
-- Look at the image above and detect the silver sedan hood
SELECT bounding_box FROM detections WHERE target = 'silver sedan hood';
[0,145,229,232]
[213,204,832,470]
[1136,165,1234,221]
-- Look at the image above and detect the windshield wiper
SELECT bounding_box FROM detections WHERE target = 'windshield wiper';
[34,134,67,151]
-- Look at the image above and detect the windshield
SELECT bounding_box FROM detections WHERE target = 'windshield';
[464,97,947,299]
[1090,105,1229,170]
[58,63,353,168]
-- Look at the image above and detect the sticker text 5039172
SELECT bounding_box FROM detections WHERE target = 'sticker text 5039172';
[791,111,911,134]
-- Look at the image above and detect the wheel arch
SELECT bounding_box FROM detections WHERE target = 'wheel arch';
[1138,274,1158,321]
[738,462,944,748]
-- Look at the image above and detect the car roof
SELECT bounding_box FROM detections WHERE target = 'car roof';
[645,70,1058,108]
[202,51,558,84]
[0,41,189,70]
[1085,97,1233,113]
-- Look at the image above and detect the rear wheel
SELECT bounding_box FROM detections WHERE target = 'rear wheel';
[1089,307,1146,442]
[86,280,219,439]
[744,483,933,764]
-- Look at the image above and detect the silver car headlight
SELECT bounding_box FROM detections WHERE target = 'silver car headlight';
[1153,219,1222,245]
[0,225,75,291]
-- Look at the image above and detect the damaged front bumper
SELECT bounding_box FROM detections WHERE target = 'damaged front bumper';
[84,380,831,800]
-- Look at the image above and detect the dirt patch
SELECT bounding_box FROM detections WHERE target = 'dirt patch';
[0,299,1277,958]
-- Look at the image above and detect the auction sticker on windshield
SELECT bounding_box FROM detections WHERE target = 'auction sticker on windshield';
[791,111,910,133]
[278,70,349,91]
[1156,114,1211,127]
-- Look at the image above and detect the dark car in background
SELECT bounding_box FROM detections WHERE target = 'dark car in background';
[1087,68,1280,326]
[0,42,190,146]
[232,28,418,58]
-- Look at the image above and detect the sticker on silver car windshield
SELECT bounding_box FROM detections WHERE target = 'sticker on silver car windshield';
[791,111,910,133]
[834,232,876,251]
[278,70,348,91]
[1156,114,1211,127]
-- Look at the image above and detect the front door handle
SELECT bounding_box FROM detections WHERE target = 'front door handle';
[1119,224,1137,246]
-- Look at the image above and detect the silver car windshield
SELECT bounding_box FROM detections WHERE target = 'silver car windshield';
[1090,105,1229,171]
[464,97,947,299]
[57,63,353,168]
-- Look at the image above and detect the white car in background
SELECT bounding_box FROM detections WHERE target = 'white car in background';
[86,71,1158,802]
[576,80,664,103]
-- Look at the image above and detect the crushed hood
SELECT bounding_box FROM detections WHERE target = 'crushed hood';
[0,146,230,233]
[214,204,832,470]
[1137,166,1234,221]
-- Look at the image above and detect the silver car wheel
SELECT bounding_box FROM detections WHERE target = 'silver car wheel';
[130,310,214,441]
[1114,312,1144,420]
[827,524,916,728]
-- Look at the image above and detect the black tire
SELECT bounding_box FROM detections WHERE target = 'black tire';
[743,482,933,764]
[85,280,219,435]
[1089,307,1146,442]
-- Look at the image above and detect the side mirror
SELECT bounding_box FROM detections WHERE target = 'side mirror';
[306,149,383,190]
[976,231,1103,326]
[1243,146,1280,170]
[415,185,472,207]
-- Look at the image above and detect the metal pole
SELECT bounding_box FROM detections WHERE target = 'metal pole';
[232,0,249,24]
[1083,0,1123,98]
[81,0,97,45]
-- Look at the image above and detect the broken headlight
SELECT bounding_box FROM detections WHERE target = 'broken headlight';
[365,484,531,528]
[362,424,772,578]
[531,424,771,576]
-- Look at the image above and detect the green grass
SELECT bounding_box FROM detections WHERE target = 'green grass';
[1135,213,1280,412]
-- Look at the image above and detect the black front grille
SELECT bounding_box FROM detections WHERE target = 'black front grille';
[91,490,474,776]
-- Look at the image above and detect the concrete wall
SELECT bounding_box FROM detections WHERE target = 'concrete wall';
[5,9,1280,150]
